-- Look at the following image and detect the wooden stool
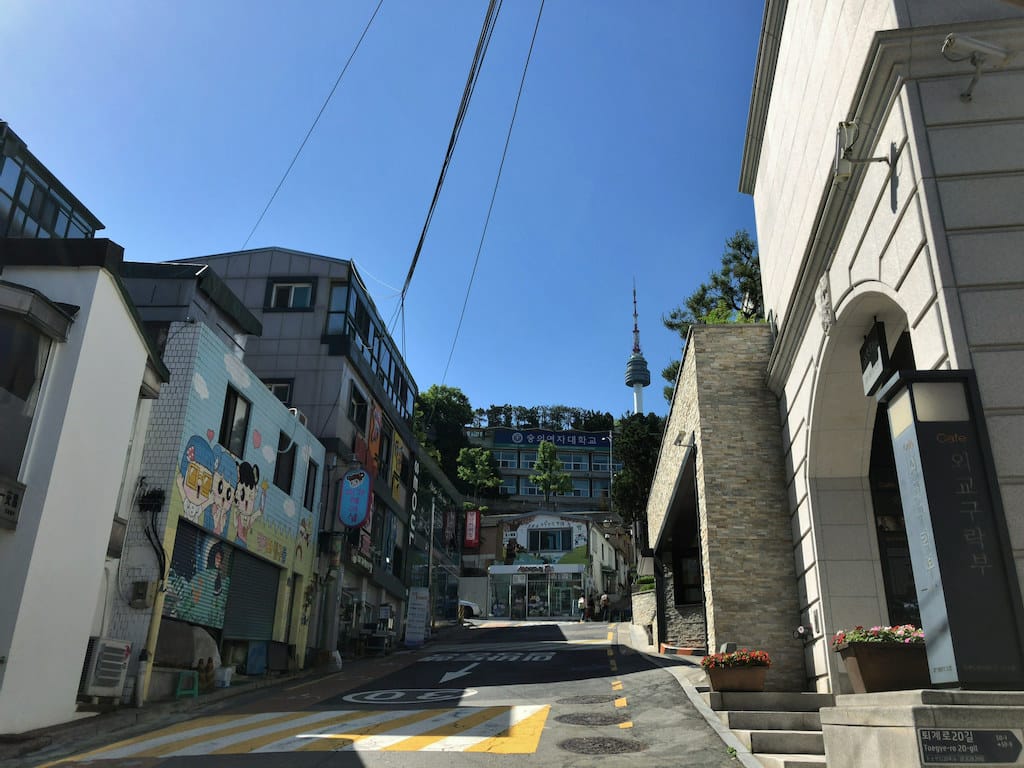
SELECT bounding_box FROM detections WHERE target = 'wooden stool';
[175,669,199,698]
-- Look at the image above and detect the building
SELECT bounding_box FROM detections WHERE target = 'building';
[167,248,463,653]
[0,239,167,733]
[647,0,1024,705]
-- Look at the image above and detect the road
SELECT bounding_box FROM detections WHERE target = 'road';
[23,620,737,767]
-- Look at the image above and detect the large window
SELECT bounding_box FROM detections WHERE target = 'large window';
[263,378,293,407]
[499,476,517,496]
[0,314,51,479]
[528,528,572,552]
[325,282,347,334]
[273,432,296,493]
[495,450,517,468]
[558,452,588,471]
[347,384,368,434]
[265,279,314,310]
[520,451,537,469]
[219,387,250,458]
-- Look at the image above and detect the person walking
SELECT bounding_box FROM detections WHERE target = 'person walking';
[577,594,586,622]
[600,593,610,622]
[586,595,595,622]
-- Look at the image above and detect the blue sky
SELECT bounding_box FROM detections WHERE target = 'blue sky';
[4,1,761,419]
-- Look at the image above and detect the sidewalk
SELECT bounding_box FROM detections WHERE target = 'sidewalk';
[0,622,472,765]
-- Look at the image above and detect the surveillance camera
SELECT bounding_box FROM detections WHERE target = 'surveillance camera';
[942,33,1008,62]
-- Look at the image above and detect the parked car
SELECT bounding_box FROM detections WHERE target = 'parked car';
[458,598,481,618]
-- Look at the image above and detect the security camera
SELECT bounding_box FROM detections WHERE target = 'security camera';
[942,33,1008,62]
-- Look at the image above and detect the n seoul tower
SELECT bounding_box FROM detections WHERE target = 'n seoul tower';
[624,285,651,414]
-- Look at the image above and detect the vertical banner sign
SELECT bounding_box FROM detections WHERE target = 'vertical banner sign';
[888,379,1024,687]
[338,468,371,528]
[464,509,480,548]
[405,586,430,647]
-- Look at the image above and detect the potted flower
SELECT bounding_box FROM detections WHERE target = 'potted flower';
[700,648,771,692]
[832,624,929,693]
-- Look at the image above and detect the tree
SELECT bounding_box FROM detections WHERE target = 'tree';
[529,440,572,505]
[610,413,665,544]
[415,385,474,489]
[457,446,501,503]
[661,230,763,402]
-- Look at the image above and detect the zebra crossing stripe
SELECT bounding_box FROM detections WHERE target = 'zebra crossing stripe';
[465,705,550,753]
[420,705,548,753]
[295,707,446,752]
[225,709,384,755]
[380,705,509,751]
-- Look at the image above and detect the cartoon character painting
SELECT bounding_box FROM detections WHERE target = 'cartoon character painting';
[177,435,215,525]
[165,536,231,628]
[234,461,263,546]
[205,444,238,538]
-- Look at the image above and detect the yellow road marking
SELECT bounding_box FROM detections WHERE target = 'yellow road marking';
[297,707,442,752]
[614,697,627,708]
[211,709,375,754]
[619,721,633,729]
[145,711,315,757]
[286,670,343,690]
[611,681,623,691]
[466,705,550,754]
[382,706,508,751]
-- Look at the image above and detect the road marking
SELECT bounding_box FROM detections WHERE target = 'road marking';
[343,688,478,704]
[615,697,628,708]
[466,706,550,754]
[440,662,479,682]
[619,721,634,729]
[612,681,623,691]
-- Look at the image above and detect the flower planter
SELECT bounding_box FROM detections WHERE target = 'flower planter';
[707,665,768,692]
[836,642,930,693]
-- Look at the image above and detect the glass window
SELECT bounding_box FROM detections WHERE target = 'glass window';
[0,314,51,479]
[593,477,610,498]
[528,528,572,551]
[348,384,368,434]
[571,478,589,497]
[0,157,19,195]
[304,458,319,511]
[377,422,392,481]
[499,477,517,495]
[264,379,292,406]
[326,282,347,334]
[273,431,296,494]
[521,451,537,469]
[219,386,250,457]
[269,281,314,309]
[0,192,12,225]
[495,450,517,468]
[18,176,34,205]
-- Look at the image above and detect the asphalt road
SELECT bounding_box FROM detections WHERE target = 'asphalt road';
[9,620,738,768]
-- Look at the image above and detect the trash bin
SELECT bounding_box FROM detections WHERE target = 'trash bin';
[214,666,233,688]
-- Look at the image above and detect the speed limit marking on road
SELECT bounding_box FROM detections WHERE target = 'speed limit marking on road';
[342,688,479,704]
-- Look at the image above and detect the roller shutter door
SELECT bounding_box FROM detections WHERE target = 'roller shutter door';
[222,549,279,640]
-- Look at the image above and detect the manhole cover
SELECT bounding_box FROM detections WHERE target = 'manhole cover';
[556,695,619,705]
[559,737,645,755]
[555,712,631,726]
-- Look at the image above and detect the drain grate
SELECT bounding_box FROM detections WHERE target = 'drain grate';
[559,737,645,755]
[555,695,619,705]
[555,712,631,726]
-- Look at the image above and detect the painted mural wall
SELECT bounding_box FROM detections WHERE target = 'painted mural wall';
[162,324,324,630]
[502,514,588,565]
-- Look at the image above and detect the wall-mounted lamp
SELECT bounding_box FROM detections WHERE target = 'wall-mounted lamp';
[941,33,1010,103]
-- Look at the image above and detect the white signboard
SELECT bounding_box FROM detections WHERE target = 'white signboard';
[404,586,430,647]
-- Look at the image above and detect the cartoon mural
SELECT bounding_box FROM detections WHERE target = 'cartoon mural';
[234,460,263,547]
[164,529,232,628]
[205,444,237,537]
[177,435,214,525]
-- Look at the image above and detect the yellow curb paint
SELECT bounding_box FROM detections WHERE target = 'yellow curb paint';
[211,710,374,755]
[381,706,509,751]
[614,697,628,708]
[466,705,549,754]
[619,721,633,729]
[611,681,623,690]
[298,708,443,752]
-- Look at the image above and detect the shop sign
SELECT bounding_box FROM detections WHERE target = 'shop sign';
[0,475,25,530]
[338,468,371,527]
[464,509,480,547]
[350,547,373,574]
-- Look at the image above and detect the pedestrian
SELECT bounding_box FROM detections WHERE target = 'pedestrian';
[600,593,610,622]
[577,594,586,622]
[586,595,595,622]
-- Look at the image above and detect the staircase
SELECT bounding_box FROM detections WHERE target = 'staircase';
[701,690,835,768]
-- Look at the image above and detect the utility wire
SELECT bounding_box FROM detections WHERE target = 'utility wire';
[440,0,545,385]
[396,0,503,311]
[241,0,385,250]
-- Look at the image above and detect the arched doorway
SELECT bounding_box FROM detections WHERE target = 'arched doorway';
[804,288,916,690]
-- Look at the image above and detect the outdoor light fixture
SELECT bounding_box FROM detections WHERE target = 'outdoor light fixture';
[880,370,1024,688]
[941,33,1010,102]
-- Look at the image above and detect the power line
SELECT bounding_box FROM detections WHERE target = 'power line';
[241,0,385,250]
[440,0,545,385]
[395,0,503,309]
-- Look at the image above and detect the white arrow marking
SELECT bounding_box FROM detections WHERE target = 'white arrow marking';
[440,663,479,683]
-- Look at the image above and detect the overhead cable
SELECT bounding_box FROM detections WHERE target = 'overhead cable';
[241,0,385,250]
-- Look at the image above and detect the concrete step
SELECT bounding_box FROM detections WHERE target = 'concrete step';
[733,728,825,755]
[703,691,835,712]
[756,754,827,768]
[720,710,821,731]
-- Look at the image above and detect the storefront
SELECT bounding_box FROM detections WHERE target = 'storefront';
[487,563,585,619]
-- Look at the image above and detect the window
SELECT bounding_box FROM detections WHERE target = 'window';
[265,279,314,310]
[263,379,293,406]
[499,477,517,495]
[377,421,393,481]
[0,314,51,479]
[528,528,572,552]
[558,451,588,471]
[593,477,610,498]
[348,384,368,433]
[520,451,537,469]
[521,478,541,496]
[219,387,250,457]
[303,458,319,511]
[325,282,347,334]
[273,432,297,493]
[495,450,517,468]
[592,454,611,472]
[569,477,589,497]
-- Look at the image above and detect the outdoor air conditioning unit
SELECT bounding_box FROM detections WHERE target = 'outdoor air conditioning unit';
[79,637,132,698]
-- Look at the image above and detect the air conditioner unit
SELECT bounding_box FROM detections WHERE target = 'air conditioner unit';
[79,637,132,698]
[289,407,308,426]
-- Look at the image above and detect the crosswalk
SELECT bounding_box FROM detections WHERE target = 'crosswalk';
[42,705,550,764]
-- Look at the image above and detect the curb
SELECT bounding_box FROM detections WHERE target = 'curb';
[659,644,706,656]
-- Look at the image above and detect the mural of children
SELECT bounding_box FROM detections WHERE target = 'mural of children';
[165,536,231,628]
[177,435,214,525]
[205,445,238,538]
[234,461,262,546]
